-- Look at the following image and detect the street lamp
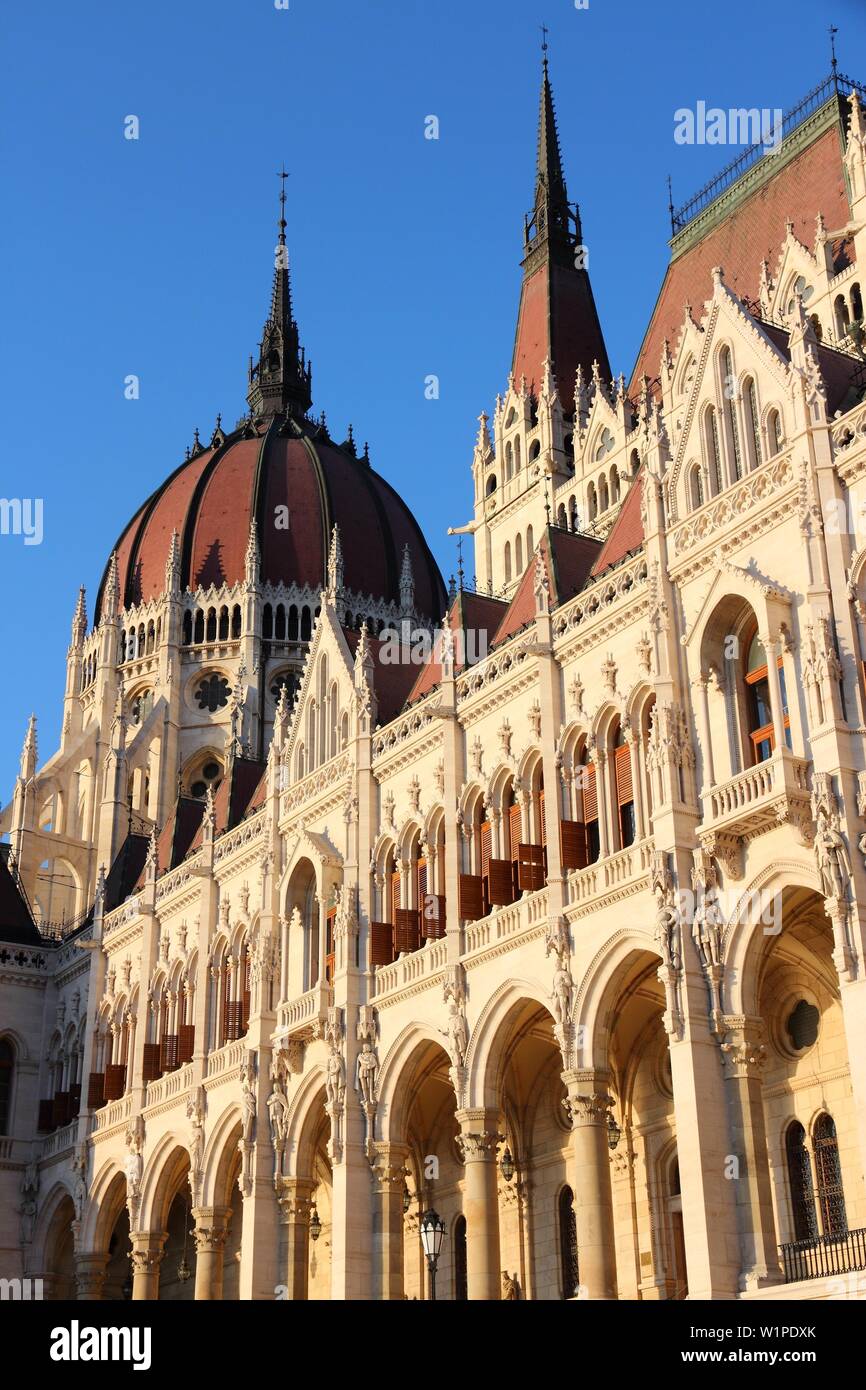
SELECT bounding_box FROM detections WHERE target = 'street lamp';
[309,1205,322,1242]
[607,1112,622,1151]
[419,1208,446,1301]
[500,1146,515,1183]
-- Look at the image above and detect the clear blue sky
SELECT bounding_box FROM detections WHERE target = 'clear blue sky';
[1,0,864,797]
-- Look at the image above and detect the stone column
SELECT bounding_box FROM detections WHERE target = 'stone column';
[371,1143,408,1300]
[691,677,715,792]
[456,1108,502,1300]
[130,1231,166,1301]
[74,1251,108,1301]
[561,1071,618,1299]
[192,1206,231,1301]
[277,1177,314,1300]
[721,1017,782,1289]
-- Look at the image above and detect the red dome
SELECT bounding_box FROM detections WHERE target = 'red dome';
[95,418,446,623]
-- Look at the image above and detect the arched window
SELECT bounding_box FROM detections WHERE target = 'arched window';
[767,408,783,457]
[629,448,640,476]
[262,603,273,640]
[231,605,241,639]
[610,466,620,503]
[206,608,216,642]
[588,483,597,521]
[613,724,635,848]
[454,1215,468,1300]
[813,1113,847,1236]
[598,475,609,512]
[0,1039,14,1134]
[526,524,534,555]
[851,282,863,323]
[568,496,577,531]
[505,442,513,480]
[218,606,229,641]
[193,609,204,645]
[504,542,512,583]
[557,503,567,529]
[486,473,497,496]
[705,407,722,494]
[558,1186,579,1299]
[744,377,761,470]
[786,1121,818,1242]
[300,607,312,642]
[744,628,789,763]
[514,437,521,472]
[834,294,851,341]
[689,463,704,511]
[578,746,600,864]
[515,533,523,573]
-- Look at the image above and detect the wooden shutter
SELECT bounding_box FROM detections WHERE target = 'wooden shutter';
[224,1001,243,1042]
[159,1035,179,1073]
[370,921,395,967]
[242,950,252,1030]
[142,1042,162,1084]
[458,873,484,923]
[416,858,428,917]
[86,1072,105,1109]
[582,762,597,822]
[488,858,515,906]
[325,907,337,984]
[423,894,446,940]
[178,1024,195,1064]
[480,821,492,878]
[38,1098,55,1131]
[437,839,445,893]
[517,843,546,892]
[69,1082,82,1118]
[615,745,633,805]
[394,907,421,955]
[507,804,522,862]
[539,789,547,846]
[52,1091,70,1128]
[390,869,401,923]
[560,819,588,871]
[104,1064,126,1101]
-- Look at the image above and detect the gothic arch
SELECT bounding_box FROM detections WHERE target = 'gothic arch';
[464,978,555,1110]
[201,1102,243,1209]
[720,863,825,1016]
[138,1134,190,1232]
[375,1021,451,1145]
[573,930,662,1071]
[284,1062,328,1178]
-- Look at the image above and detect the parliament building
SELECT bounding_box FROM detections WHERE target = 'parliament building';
[2,57,866,1301]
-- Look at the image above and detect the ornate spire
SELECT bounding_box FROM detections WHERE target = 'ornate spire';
[70,586,87,647]
[19,714,37,782]
[165,530,181,596]
[102,551,119,618]
[327,523,344,597]
[247,169,313,420]
[399,543,415,615]
[245,519,260,586]
[532,46,569,242]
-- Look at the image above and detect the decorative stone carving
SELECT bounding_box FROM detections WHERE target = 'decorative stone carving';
[187,1086,206,1204]
[19,1160,38,1245]
[652,851,682,1037]
[266,1070,289,1185]
[124,1115,145,1226]
[238,1054,257,1197]
[355,1004,379,1158]
[691,848,724,1035]
[323,1008,347,1163]
[441,966,469,1104]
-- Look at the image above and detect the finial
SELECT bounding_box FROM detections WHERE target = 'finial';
[540,22,549,63]
[277,164,289,244]
[544,475,551,526]
[362,440,370,465]
[830,25,839,88]
[667,174,675,235]
[456,535,465,592]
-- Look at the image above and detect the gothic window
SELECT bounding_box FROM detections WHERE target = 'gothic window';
[526,524,534,554]
[218,606,229,641]
[744,377,761,469]
[529,440,541,462]
[834,294,851,340]
[0,1039,14,1134]
[231,605,241,639]
[557,503,567,529]
[262,603,273,640]
[610,466,620,503]
[578,746,599,864]
[505,442,513,480]
[129,689,154,726]
[270,671,299,708]
[630,448,640,476]
[146,621,155,654]
[206,608,217,642]
[193,609,205,644]
[813,1113,848,1237]
[514,437,521,472]
[744,628,789,764]
[568,496,577,531]
[189,759,222,800]
[786,999,819,1052]
[288,605,299,641]
[454,1215,468,1300]
[720,349,742,482]
[594,427,614,462]
[613,724,635,849]
[852,282,863,323]
[786,274,814,315]
[275,604,286,641]
[301,607,312,641]
[598,474,609,512]
[195,674,230,713]
[504,542,512,583]
[785,1122,817,1242]
[486,473,497,496]
[559,1186,579,1298]
[705,406,722,494]
[767,408,783,457]
[689,462,704,511]
[515,533,523,572]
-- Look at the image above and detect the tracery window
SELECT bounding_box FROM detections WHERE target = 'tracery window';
[195,674,230,712]
[814,1113,847,1237]
[786,1121,818,1242]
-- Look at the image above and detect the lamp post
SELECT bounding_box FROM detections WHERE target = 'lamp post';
[419,1208,446,1301]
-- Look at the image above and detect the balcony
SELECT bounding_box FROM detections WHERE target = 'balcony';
[565,839,655,911]
[700,749,811,851]
[372,937,449,1005]
[781,1228,866,1285]
[274,980,331,1043]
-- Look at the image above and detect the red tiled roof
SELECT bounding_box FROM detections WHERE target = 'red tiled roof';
[404,592,508,704]
[95,427,446,625]
[630,125,852,392]
[590,474,645,576]
[342,628,425,724]
[492,527,602,647]
[512,260,611,412]
[758,320,864,415]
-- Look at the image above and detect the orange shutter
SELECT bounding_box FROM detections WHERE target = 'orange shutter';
[582,763,597,822]
[87,1072,105,1109]
[507,804,522,861]
[104,1065,126,1101]
[488,859,515,906]
[390,869,401,924]
[142,1043,162,1084]
[539,789,547,846]
[480,821,492,878]
[416,858,428,913]
[178,1025,195,1064]
[615,745,633,806]
[423,894,446,940]
[325,907,337,983]
[394,908,421,955]
[517,843,546,892]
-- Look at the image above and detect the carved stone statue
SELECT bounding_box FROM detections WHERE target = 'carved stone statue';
[266,1075,289,1150]
[551,961,574,1027]
[186,1086,205,1175]
[815,810,851,902]
[124,1118,144,1198]
[325,1047,346,1110]
[501,1269,521,1300]
[442,997,469,1070]
[355,1039,378,1107]
[240,1060,257,1144]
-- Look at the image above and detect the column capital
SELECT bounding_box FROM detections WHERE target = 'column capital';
[129,1230,167,1275]
[561,1069,614,1127]
[455,1107,503,1161]
[370,1141,409,1193]
[276,1176,315,1224]
[719,1016,766,1080]
[74,1251,108,1300]
[192,1206,232,1252]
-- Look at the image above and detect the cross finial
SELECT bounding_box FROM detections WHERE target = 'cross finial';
[829,25,839,86]
[540,23,549,59]
[456,535,465,592]
[667,173,675,235]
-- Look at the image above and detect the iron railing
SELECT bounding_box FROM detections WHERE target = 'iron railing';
[780,1226,866,1283]
[672,73,866,233]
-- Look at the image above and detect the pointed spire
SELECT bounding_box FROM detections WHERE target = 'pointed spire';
[399,543,415,615]
[326,523,344,599]
[245,519,260,586]
[71,586,87,647]
[103,551,119,618]
[165,530,181,596]
[246,168,313,420]
[19,714,37,781]
[534,47,568,229]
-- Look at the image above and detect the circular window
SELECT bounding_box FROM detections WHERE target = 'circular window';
[270,672,299,707]
[202,761,220,780]
[191,780,207,798]
[786,1000,819,1052]
[196,674,230,712]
